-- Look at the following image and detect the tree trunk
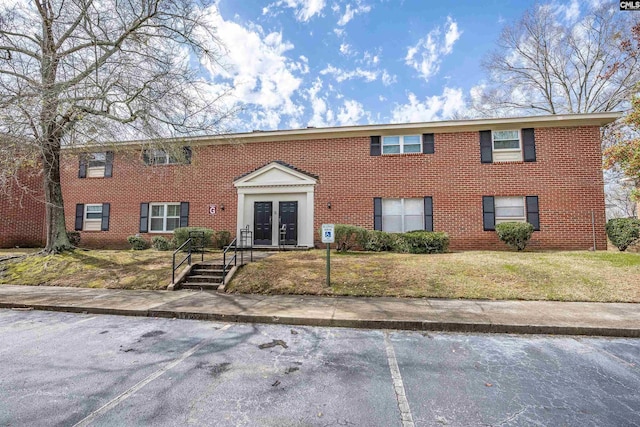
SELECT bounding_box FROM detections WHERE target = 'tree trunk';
[42,139,72,253]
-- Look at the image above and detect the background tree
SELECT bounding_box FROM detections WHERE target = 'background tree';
[474,3,639,116]
[474,2,640,220]
[0,0,235,253]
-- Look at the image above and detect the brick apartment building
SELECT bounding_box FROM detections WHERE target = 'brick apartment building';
[2,112,620,250]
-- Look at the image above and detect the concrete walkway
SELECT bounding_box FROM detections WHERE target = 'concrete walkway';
[0,284,639,337]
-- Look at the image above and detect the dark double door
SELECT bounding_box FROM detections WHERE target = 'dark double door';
[253,201,297,245]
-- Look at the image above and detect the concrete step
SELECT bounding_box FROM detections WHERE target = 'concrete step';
[191,268,224,275]
[180,282,221,291]
[186,274,223,283]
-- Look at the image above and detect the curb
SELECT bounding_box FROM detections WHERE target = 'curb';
[1,302,639,338]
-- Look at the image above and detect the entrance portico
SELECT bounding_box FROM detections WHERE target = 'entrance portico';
[233,161,317,248]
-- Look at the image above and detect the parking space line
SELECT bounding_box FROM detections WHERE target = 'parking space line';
[73,323,232,426]
[384,331,415,427]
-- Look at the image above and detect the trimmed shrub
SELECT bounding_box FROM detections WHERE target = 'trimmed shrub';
[495,222,534,251]
[215,230,232,249]
[333,224,368,252]
[173,227,214,249]
[606,218,640,251]
[67,231,81,247]
[127,235,150,250]
[401,231,450,254]
[363,230,395,252]
[151,236,172,251]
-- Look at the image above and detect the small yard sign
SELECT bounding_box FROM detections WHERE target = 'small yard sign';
[321,224,335,243]
[321,224,335,287]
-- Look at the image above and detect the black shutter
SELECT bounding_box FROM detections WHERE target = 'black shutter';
[522,128,536,162]
[370,136,381,156]
[373,198,382,231]
[101,203,110,231]
[75,204,84,231]
[526,196,540,231]
[482,196,495,231]
[142,150,150,165]
[183,146,192,164]
[422,133,435,154]
[104,151,114,177]
[480,130,493,163]
[78,156,87,178]
[139,203,149,233]
[180,202,189,227]
[424,197,433,231]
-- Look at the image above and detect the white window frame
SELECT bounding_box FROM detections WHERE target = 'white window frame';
[146,149,179,165]
[83,204,103,231]
[494,196,526,224]
[382,198,424,233]
[492,130,522,162]
[87,152,106,177]
[149,203,181,233]
[382,135,422,155]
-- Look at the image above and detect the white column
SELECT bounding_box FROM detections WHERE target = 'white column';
[305,189,315,246]
[236,192,245,241]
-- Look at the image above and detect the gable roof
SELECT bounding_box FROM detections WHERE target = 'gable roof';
[233,161,319,187]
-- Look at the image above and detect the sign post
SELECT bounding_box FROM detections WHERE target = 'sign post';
[321,224,335,287]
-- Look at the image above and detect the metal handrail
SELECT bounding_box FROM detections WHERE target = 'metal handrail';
[172,238,193,284]
[223,237,238,281]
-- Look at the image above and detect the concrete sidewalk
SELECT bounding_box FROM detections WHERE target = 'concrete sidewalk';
[0,284,639,337]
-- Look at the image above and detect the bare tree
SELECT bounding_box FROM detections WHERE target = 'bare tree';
[474,3,639,116]
[0,0,235,253]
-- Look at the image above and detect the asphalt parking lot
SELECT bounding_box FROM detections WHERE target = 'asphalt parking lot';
[0,309,639,426]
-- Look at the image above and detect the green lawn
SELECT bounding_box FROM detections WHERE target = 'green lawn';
[227,250,640,302]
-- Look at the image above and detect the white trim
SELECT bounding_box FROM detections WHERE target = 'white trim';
[382,135,422,155]
[492,129,522,162]
[148,202,180,233]
[83,204,103,231]
[381,198,424,233]
[234,162,316,247]
[67,112,621,149]
[495,196,526,223]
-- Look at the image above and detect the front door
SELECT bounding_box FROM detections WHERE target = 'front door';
[279,201,298,245]
[254,202,272,245]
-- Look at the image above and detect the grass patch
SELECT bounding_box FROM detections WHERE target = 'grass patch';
[0,250,174,290]
[227,250,640,302]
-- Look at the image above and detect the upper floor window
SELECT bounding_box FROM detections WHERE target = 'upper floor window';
[382,135,421,155]
[143,146,192,166]
[79,151,113,178]
[492,130,522,162]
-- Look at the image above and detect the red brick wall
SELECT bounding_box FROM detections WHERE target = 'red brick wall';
[60,125,606,250]
[0,169,45,248]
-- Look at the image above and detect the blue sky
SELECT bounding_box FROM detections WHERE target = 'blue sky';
[204,0,597,131]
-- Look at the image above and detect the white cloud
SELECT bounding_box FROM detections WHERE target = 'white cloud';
[405,16,462,81]
[320,64,378,82]
[391,87,465,123]
[263,0,326,22]
[339,43,353,55]
[201,6,304,129]
[381,70,396,86]
[333,28,345,37]
[549,0,581,23]
[337,99,368,125]
[337,1,372,26]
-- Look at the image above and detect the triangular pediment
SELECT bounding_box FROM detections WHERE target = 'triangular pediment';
[234,161,317,187]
